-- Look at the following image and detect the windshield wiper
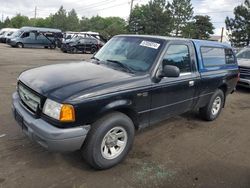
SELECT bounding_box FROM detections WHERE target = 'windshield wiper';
[91,56,100,61]
[91,56,101,64]
[106,59,134,73]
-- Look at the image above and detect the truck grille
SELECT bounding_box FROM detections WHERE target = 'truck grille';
[239,66,250,79]
[18,83,41,113]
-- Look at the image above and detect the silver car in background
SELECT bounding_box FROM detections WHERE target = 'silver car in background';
[237,47,250,88]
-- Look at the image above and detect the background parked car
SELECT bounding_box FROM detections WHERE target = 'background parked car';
[0,28,18,43]
[61,36,104,54]
[236,47,250,88]
[5,30,22,44]
[8,27,62,49]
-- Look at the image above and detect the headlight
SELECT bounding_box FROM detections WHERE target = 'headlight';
[43,99,75,122]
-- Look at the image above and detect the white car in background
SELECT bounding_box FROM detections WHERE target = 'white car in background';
[237,47,250,88]
[0,28,18,43]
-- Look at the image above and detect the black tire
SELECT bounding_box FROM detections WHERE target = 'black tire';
[81,112,135,170]
[16,42,23,48]
[70,47,78,54]
[91,47,97,54]
[199,89,225,121]
[50,44,56,49]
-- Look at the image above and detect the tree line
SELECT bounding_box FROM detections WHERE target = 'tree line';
[0,0,214,40]
[225,0,250,47]
[0,0,249,47]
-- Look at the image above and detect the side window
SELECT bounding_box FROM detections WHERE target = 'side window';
[37,33,44,40]
[163,44,191,73]
[29,32,36,39]
[201,47,225,67]
[79,39,86,43]
[225,49,236,64]
[21,32,30,38]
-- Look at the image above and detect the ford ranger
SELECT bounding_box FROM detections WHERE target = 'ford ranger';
[12,35,239,169]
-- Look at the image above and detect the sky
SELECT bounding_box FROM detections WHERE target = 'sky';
[0,0,245,35]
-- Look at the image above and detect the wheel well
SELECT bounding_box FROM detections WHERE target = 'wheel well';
[218,84,227,107]
[115,108,139,130]
[16,42,23,46]
[218,84,227,96]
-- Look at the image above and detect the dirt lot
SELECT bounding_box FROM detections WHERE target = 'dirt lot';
[0,43,250,188]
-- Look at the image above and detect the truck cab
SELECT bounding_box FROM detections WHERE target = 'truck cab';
[12,35,239,169]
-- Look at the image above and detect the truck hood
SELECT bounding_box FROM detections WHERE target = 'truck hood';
[238,59,250,68]
[19,61,144,102]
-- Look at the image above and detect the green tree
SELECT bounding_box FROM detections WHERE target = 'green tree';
[80,16,126,39]
[79,17,91,31]
[129,0,172,35]
[225,0,250,47]
[29,17,52,27]
[9,14,30,28]
[3,17,11,27]
[67,9,80,31]
[168,0,193,36]
[182,15,214,39]
[101,17,127,38]
[0,21,4,29]
[51,6,68,31]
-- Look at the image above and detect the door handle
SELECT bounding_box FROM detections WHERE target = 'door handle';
[189,80,194,87]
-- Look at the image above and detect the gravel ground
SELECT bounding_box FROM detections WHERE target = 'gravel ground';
[0,43,250,188]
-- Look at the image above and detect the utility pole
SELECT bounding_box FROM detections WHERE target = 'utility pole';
[34,6,37,19]
[1,14,3,23]
[220,27,224,42]
[129,0,134,22]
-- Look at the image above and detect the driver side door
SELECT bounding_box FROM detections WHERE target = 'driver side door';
[149,41,198,124]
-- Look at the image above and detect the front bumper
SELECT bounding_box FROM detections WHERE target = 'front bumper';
[12,92,90,152]
[238,78,250,88]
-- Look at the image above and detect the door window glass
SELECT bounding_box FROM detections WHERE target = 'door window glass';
[21,32,30,38]
[225,49,236,64]
[163,44,191,73]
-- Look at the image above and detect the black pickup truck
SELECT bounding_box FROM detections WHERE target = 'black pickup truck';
[12,35,239,169]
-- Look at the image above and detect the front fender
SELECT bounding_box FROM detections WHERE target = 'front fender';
[100,99,133,114]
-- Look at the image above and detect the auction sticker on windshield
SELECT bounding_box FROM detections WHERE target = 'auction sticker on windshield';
[140,40,160,49]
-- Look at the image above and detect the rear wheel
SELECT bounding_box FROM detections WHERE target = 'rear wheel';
[70,47,78,53]
[50,44,56,49]
[199,89,225,121]
[91,47,97,54]
[81,112,135,170]
[16,42,23,48]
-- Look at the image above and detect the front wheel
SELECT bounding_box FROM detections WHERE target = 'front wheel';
[50,44,56,49]
[81,112,135,169]
[16,42,23,48]
[199,89,225,121]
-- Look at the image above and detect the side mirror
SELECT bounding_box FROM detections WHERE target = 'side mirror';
[162,65,180,77]
[156,65,180,81]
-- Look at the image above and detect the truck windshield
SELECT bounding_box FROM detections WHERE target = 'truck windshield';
[12,30,22,37]
[94,36,164,72]
[237,48,250,59]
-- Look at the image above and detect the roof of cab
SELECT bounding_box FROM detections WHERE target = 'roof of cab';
[116,34,231,48]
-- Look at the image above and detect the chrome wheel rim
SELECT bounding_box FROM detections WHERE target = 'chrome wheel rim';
[101,126,128,160]
[211,96,222,115]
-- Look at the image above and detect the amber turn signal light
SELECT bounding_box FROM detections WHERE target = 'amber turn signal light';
[60,104,75,122]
